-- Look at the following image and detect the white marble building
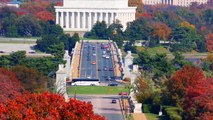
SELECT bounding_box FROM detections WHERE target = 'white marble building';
[54,0,136,32]
[143,0,209,6]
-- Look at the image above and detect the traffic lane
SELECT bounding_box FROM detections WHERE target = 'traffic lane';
[80,42,97,79]
[72,95,123,120]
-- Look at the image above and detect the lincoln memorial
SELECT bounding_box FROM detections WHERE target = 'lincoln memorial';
[54,0,136,33]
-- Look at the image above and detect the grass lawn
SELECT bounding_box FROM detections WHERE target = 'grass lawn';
[146,46,170,55]
[67,86,129,94]
[144,113,158,120]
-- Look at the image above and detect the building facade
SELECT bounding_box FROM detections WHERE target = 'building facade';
[55,0,136,32]
[143,0,209,6]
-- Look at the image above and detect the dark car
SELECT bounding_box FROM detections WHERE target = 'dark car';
[29,51,36,54]
[98,68,102,71]
[108,83,118,86]
[109,68,114,71]
[111,99,117,103]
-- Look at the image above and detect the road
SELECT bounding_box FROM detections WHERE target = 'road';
[79,41,122,85]
[70,94,124,120]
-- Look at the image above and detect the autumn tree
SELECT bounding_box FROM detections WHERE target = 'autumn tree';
[180,21,195,30]
[0,68,23,103]
[11,66,49,93]
[0,92,105,120]
[152,22,171,41]
[206,33,213,52]
[167,65,205,106]
[35,11,55,22]
[134,74,153,103]
[183,78,213,119]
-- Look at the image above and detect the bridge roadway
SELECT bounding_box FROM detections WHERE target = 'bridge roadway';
[79,41,121,85]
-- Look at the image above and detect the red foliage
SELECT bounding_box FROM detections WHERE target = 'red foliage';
[0,92,105,120]
[36,11,55,22]
[56,2,63,6]
[168,65,205,106]
[184,78,213,119]
[206,33,213,52]
[20,1,50,14]
[0,68,23,103]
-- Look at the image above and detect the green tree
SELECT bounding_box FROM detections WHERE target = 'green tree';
[36,35,60,52]
[125,18,153,44]
[107,22,124,47]
[16,14,41,36]
[48,42,65,58]
[10,51,26,66]
[171,26,201,52]
[202,9,213,25]
[68,33,79,53]
[85,21,108,39]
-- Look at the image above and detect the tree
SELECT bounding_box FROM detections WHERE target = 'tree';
[85,21,108,39]
[11,66,49,93]
[36,35,60,52]
[171,26,201,52]
[168,65,205,106]
[0,92,105,120]
[183,78,213,119]
[152,22,171,41]
[48,42,65,58]
[10,51,26,66]
[68,33,79,53]
[125,18,153,44]
[180,21,195,30]
[16,14,41,36]
[206,33,213,52]
[106,22,124,47]
[35,11,54,22]
[134,72,154,104]
[0,68,23,103]
[172,52,190,69]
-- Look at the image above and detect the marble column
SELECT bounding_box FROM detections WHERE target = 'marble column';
[77,12,80,28]
[83,12,86,29]
[94,12,97,25]
[61,12,64,28]
[100,12,103,22]
[88,12,91,30]
[56,12,59,25]
[110,13,113,24]
[106,12,108,26]
[71,12,74,28]
[66,12,69,28]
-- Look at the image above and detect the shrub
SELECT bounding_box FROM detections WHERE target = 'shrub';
[163,106,182,120]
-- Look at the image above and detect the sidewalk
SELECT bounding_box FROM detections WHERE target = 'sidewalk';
[132,113,147,120]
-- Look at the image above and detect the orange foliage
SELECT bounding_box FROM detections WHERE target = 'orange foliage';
[36,11,55,22]
[206,33,213,52]
[0,92,105,120]
[153,22,171,40]
[180,21,195,29]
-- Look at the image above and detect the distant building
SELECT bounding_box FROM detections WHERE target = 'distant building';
[0,0,22,8]
[54,0,136,34]
[143,0,209,6]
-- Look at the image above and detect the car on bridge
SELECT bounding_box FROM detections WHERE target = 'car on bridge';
[92,61,96,65]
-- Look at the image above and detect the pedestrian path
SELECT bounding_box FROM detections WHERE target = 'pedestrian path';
[72,43,81,78]
[110,43,122,77]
